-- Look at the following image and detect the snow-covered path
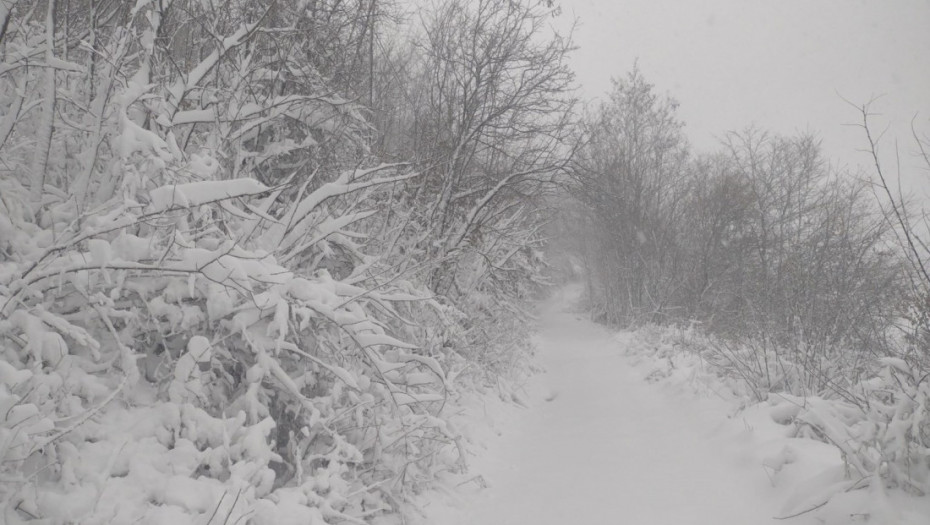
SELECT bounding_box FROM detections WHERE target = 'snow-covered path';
[423,295,808,525]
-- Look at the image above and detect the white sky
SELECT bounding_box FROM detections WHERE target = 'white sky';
[555,0,930,188]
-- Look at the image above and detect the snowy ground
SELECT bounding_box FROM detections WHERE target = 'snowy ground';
[414,287,930,525]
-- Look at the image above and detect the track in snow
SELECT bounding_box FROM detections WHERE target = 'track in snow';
[424,296,806,525]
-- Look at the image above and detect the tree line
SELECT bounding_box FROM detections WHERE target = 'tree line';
[569,69,928,397]
[567,69,930,497]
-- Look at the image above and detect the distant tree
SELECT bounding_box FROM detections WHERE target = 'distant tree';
[571,67,689,324]
[365,0,578,371]
[407,0,577,277]
[570,69,899,392]
[713,130,898,385]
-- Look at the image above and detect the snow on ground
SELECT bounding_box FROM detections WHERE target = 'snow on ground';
[415,286,930,525]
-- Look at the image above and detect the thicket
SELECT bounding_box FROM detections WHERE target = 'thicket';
[569,70,930,499]
[0,0,571,523]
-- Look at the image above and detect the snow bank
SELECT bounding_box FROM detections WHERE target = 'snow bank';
[618,325,930,524]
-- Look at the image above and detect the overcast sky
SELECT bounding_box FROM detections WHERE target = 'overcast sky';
[556,0,930,188]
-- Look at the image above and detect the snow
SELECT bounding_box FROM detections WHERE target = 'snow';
[416,287,930,525]
[355,333,417,349]
[187,335,211,362]
[148,178,270,212]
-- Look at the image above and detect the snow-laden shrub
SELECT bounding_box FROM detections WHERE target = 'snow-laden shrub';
[607,326,924,525]
[719,347,930,497]
[0,156,471,523]
[0,31,461,515]
[688,332,930,496]
[782,359,930,496]
[630,324,930,508]
[698,335,871,403]
[0,0,553,521]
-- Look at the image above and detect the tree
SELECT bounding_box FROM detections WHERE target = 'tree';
[406,0,575,265]
[571,67,689,324]
[856,102,930,364]
[711,130,897,391]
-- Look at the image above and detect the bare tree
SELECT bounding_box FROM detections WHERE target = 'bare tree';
[856,102,930,363]
[385,0,578,293]
[571,67,689,324]
[570,69,899,393]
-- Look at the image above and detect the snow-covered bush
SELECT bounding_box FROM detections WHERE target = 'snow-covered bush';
[0,1,493,522]
[0,150,473,523]
[619,324,930,523]
[795,358,930,496]
[708,339,930,497]
[0,0,572,520]
[629,324,930,507]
